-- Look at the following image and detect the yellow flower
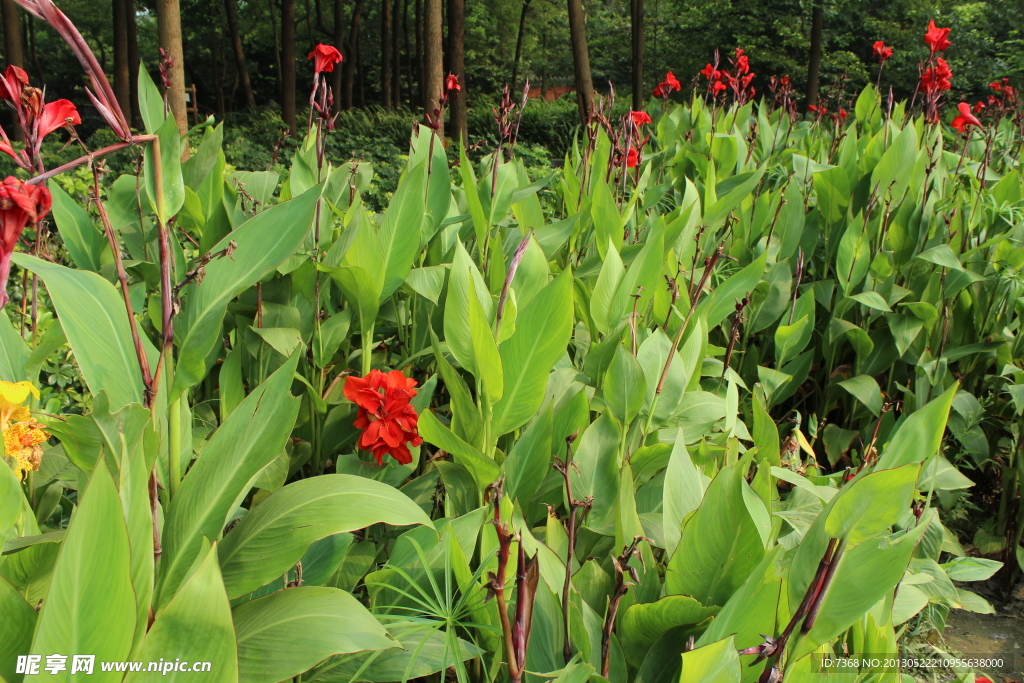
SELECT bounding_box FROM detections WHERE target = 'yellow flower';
[0,380,46,481]
[0,380,39,429]
[3,421,47,481]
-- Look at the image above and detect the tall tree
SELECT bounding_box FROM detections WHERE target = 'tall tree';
[391,0,401,105]
[422,0,441,135]
[510,0,530,91]
[112,0,130,115]
[156,0,189,137]
[566,0,593,123]
[630,0,644,110]
[281,0,297,135]
[447,0,465,143]
[332,0,344,110]
[805,0,823,105]
[1,0,23,139]
[126,0,141,125]
[224,0,256,107]
[381,0,392,107]
[342,0,364,108]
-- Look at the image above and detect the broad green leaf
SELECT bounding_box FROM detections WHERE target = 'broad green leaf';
[663,435,707,555]
[697,252,767,329]
[604,344,646,427]
[876,383,957,469]
[418,409,499,489]
[0,576,35,683]
[172,184,320,398]
[591,242,624,335]
[491,268,573,435]
[502,404,553,506]
[468,278,503,403]
[378,160,428,300]
[28,461,135,681]
[848,290,892,312]
[125,545,237,682]
[234,587,394,683]
[50,184,105,272]
[12,254,156,410]
[218,475,433,598]
[837,375,884,416]
[751,395,780,465]
[144,115,186,222]
[0,309,30,382]
[157,353,301,608]
[137,65,165,134]
[570,413,622,532]
[620,595,718,668]
[443,241,491,375]
[679,636,740,683]
[825,464,920,545]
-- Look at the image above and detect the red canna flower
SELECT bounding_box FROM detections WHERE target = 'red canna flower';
[630,110,652,126]
[36,99,80,138]
[872,40,893,64]
[951,101,982,132]
[0,176,51,308]
[664,71,681,91]
[924,20,951,54]
[626,147,640,168]
[972,101,985,113]
[445,73,461,93]
[989,81,1002,91]
[700,63,718,79]
[711,80,727,95]
[652,83,665,98]
[307,43,343,73]
[0,65,29,103]
[975,677,993,683]
[920,58,953,94]
[344,369,422,465]
[735,55,750,75]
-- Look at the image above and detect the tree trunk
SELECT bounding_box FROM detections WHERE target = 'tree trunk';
[342,0,364,109]
[381,0,391,107]
[331,0,344,111]
[630,0,643,110]
[156,0,189,137]
[126,0,141,126]
[446,0,465,143]
[396,0,406,105]
[1,0,23,140]
[510,0,530,92]
[566,0,593,123]
[422,0,441,136]
[112,0,131,115]
[805,0,823,106]
[224,0,255,107]
[268,0,283,100]
[281,0,297,135]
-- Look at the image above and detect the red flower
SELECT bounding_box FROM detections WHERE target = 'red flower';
[975,676,993,683]
[989,81,1002,91]
[924,20,951,54]
[0,65,29,103]
[652,83,665,98]
[344,369,422,465]
[872,40,893,63]
[711,81,727,95]
[664,71,681,91]
[736,55,750,75]
[831,108,848,124]
[307,43,343,73]
[36,99,81,138]
[445,73,461,93]
[700,63,718,79]
[920,58,953,94]
[0,177,51,309]
[951,102,982,132]
[630,110,652,126]
[626,147,640,168]
[972,101,985,113]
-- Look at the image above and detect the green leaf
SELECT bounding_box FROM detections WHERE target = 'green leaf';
[666,465,765,607]
[825,464,920,545]
[50,184,106,272]
[697,253,767,329]
[157,353,301,608]
[144,115,186,222]
[591,243,625,335]
[418,409,499,489]
[0,309,30,382]
[29,461,135,680]
[125,545,238,682]
[663,434,707,555]
[234,587,395,683]
[218,475,433,598]
[0,576,35,683]
[876,383,957,469]
[468,277,503,404]
[12,254,157,410]
[941,556,1002,582]
[378,160,428,300]
[491,268,574,435]
[172,184,320,398]
[679,636,740,683]
[405,265,449,305]
[137,65,165,134]
[848,290,891,312]
[751,395,780,466]
[620,596,718,669]
[604,344,646,427]
[443,240,491,375]
[837,375,884,416]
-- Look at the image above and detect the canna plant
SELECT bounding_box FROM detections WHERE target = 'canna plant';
[0,6,1021,683]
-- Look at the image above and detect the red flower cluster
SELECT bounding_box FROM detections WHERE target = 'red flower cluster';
[630,110,652,126]
[701,49,756,105]
[344,370,422,465]
[0,65,80,171]
[920,58,953,95]
[0,177,51,309]
[924,20,951,54]
[307,44,343,73]
[445,73,461,93]
[652,71,681,99]
[872,40,893,64]
[951,102,982,133]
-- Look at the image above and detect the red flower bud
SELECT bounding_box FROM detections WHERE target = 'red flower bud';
[307,43,343,73]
